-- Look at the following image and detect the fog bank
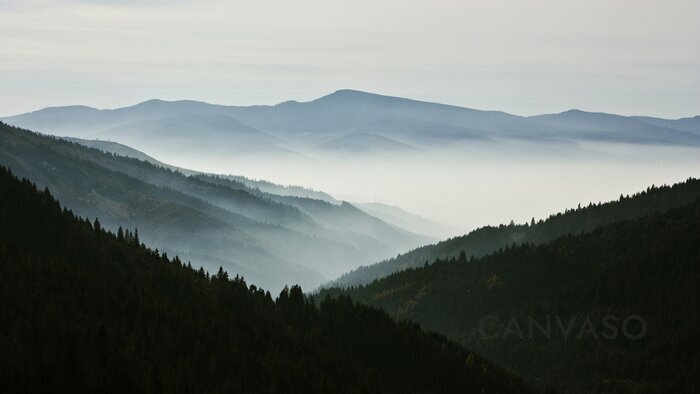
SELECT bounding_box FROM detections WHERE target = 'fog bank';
[148,142,700,235]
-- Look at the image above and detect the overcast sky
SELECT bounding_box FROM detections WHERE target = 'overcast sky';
[1,0,698,118]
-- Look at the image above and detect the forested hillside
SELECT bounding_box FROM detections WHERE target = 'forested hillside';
[331,178,700,287]
[0,122,426,290]
[0,166,532,393]
[322,196,700,392]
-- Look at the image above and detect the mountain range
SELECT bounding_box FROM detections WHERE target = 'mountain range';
[3,90,699,164]
[1,90,699,393]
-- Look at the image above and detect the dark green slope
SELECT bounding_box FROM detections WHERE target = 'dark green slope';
[331,177,700,287]
[0,166,532,394]
[322,197,700,393]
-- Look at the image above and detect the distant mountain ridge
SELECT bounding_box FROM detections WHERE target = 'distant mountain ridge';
[4,90,699,162]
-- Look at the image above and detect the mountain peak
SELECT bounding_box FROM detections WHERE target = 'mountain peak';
[132,99,177,109]
[126,99,218,114]
[331,89,369,96]
[320,89,381,100]
[312,89,413,106]
[558,109,615,118]
[139,98,167,105]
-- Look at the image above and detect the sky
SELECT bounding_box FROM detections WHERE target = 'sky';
[1,0,698,118]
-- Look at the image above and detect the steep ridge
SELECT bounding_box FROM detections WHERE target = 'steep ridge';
[0,166,533,394]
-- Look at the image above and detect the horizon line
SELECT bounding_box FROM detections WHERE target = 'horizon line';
[2,89,699,121]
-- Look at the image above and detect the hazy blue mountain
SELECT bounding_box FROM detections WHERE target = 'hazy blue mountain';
[531,109,700,145]
[314,132,420,154]
[225,90,524,146]
[3,99,229,137]
[0,122,428,290]
[4,90,699,158]
[97,113,299,157]
[631,115,700,135]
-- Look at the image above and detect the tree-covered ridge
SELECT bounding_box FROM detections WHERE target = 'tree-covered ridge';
[0,121,427,290]
[322,196,700,393]
[330,177,700,287]
[0,166,532,393]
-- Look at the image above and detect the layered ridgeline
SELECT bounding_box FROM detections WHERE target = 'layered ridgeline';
[3,90,699,162]
[350,202,456,239]
[321,192,700,392]
[330,178,700,287]
[0,122,428,290]
[0,166,533,394]
[66,136,451,237]
[66,137,342,203]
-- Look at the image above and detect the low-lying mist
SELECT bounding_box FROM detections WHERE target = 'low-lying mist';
[143,141,700,236]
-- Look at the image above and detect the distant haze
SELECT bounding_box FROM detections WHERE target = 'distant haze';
[1,0,698,118]
[4,91,700,233]
[172,143,700,233]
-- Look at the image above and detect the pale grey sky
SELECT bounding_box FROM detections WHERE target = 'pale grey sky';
[1,0,698,118]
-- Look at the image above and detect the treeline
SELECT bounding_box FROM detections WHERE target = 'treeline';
[322,195,700,392]
[0,166,532,393]
[331,177,700,287]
